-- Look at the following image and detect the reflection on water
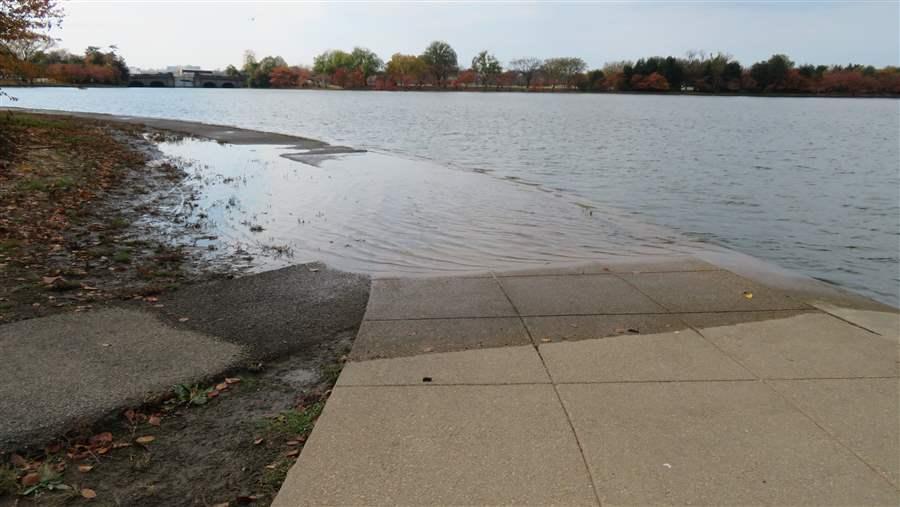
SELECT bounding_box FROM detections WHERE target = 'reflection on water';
[157,139,707,276]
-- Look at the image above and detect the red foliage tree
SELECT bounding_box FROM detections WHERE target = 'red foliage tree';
[453,69,475,88]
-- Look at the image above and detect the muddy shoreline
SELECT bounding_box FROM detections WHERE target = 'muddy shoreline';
[0,111,370,505]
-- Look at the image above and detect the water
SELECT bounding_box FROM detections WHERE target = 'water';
[7,88,899,305]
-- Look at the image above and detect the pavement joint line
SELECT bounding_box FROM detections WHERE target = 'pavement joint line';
[490,272,604,507]
[811,307,894,337]
[361,308,824,323]
[612,272,766,381]
[761,376,900,491]
[334,376,900,388]
[490,268,727,278]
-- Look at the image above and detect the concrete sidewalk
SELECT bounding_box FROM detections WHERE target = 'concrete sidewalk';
[275,257,899,505]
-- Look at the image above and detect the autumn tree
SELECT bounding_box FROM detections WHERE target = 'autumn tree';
[385,53,427,87]
[421,40,458,87]
[471,50,501,87]
[542,57,586,89]
[509,57,542,89]
[1,0,62,93]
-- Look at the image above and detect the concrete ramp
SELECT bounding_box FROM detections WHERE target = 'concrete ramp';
[275,258,899,505]
[0,309,242,447]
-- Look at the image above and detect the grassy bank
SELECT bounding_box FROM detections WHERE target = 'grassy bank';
[0,112,197,323]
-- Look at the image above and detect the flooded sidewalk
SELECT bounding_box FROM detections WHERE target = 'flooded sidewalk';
[274,256,899,505]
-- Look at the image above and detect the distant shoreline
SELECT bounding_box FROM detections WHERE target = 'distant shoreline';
[3,83,898,99]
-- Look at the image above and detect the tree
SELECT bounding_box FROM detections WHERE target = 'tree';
[509,57,542,89]
[542,57,586,89]
[313,49,354,75]
[385,53,427,87]
[577,69,605,91]
[1,0,62,95]
[454,69,476,88]
[350,46,383,79]
[421,40,458,87]
[471,50,501,87]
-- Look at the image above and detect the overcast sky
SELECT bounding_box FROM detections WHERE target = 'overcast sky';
[56,1,899,70]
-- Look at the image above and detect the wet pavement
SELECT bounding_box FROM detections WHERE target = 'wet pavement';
[274,256,899,506]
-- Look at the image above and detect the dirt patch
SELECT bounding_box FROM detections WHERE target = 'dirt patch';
[0,332,353,506]
[0,111,235,324]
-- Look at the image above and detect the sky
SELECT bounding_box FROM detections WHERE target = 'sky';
[54,1,900,71]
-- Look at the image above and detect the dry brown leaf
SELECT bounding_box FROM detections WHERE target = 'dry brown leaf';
[135,435,155,445]
[77,464,93,473]
[178,317,189,322]
[148,415,161,427]
[743,291,753,299]
[285,449,300,457]
[89,432,113,445]
[225,377,241,384]
[253,438,264,446]
[21,473,40,486]
[215,382,228,391]
[81,488,97,499]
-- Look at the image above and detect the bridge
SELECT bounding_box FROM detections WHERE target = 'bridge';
[128,71,243,88]
[128,73,175,87]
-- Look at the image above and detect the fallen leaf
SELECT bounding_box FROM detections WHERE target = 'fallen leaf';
[215,382,228,391]
[178,317,189,322]
[89,432,113,445]
[743,291,753,299]
[253,438,264,446]
[96,447,110,455]
[135,435,155,445]
[21,473,40,487]
[286,440,300,446]
[225,377,241,384]
[148,415,161,427]
[540,337,552,342]
[10,453,27,467]
[81,488,97,499]
[78,464,93,473]
[264,464,277,470]
[285,449,300,457]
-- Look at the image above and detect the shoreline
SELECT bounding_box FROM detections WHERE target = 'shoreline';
[4,84,899,99]
[5,108,896,312]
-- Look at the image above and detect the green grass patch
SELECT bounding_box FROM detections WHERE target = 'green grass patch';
[2,115,69,130]
[112,249,132,263]
[15,175,75,193]
[265,401,325,438]
[0,465,17,496]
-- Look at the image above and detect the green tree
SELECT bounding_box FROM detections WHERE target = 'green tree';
[350,46,383,79]
[421,40,458,87]
[312,49,354,75]
[471,50,502,86]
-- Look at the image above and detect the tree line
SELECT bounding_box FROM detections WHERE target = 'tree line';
[233,42,899,96]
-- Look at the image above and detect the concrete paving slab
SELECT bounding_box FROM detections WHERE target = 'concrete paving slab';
[679,309,817,329]
[365,277,516,320]
[770,378,900,487]
[338,345,549,386]
[0,309,242,447]
[524,313,688,342]
[274,385,597,506]
[540,330,754,382]
[602,257,721,273]
[349,317,530,360]
[621,270,809,312]
[694,313,899,379]
[558,381,900,506]
[499,274,666,316]
[812,302,900,338]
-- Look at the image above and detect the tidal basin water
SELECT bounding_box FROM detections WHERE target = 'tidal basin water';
[9,88,899,305]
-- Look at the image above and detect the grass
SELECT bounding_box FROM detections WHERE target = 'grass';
[15,175,75,193]
[0,465,17,496]
[1,115,68,129]
[265,401,325,438]
[0,239,20,254]
[321,363,343,385]
[112,249,132,263]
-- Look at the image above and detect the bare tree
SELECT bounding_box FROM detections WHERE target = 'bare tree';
[509,57,542,88]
